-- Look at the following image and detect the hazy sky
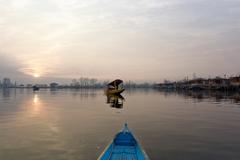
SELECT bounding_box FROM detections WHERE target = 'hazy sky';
[0,0,240,83]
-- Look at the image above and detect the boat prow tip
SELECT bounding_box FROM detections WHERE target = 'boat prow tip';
[123,123,129,133]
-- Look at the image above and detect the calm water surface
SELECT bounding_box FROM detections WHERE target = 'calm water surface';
[0,89,240,160]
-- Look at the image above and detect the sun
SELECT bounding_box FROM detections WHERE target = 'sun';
[33,74,40,78]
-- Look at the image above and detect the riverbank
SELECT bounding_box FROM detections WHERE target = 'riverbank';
[155,76,240,91]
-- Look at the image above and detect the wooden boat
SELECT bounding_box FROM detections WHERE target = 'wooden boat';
[105,88,125,94]
[33,85,40,91]
[105,79,125,95]
[97,124,150,160]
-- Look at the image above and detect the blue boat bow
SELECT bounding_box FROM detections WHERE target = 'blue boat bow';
[97,123,150,160]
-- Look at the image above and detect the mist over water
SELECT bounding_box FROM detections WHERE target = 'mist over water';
[0,89,240,160]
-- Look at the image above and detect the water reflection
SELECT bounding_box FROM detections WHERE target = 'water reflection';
[106,94,125,109]
[155,89,240,104]
[31,94,43,116]
[0,89,240,160]
[33,94,39,103]
[69,89,97,99]
[2,88,11,97]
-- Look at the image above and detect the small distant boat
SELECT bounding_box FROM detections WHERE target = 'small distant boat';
[33,85,39,91]
[105,79,125,95]
[97,123,150,160]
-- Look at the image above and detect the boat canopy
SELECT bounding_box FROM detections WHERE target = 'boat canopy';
[108,79,123,87]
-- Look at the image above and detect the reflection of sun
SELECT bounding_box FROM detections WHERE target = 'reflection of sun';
[33,94,39,103]
[32,94,42,116]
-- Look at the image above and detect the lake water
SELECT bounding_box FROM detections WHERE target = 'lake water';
[0,89,240,160]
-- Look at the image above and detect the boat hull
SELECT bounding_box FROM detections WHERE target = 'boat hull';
[105,88,125,95]
[97,124,149,160]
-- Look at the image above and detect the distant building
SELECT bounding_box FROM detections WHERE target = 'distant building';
[208,77,230,89]
[156,82,176,89]
[14,81,17,87]
[27,84,33,88]
[189,78,207,85]
[37,84,48,88]
[230,76,240,87]
[2,78,11,88]
[188,78,207,90]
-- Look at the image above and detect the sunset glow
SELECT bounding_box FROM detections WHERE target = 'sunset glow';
[0,0,240,83]
[33,74,40,78]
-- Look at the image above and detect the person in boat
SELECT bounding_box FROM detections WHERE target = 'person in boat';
[106,79,124,95]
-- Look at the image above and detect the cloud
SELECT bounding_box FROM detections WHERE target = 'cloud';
[0,0,240,82]
[0,53,24,78]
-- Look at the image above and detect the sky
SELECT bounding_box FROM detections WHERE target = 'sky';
[0,0,240,83]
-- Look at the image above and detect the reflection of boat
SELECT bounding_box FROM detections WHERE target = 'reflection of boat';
[98,123,150,160]
[106,94,125,109]
[33,85,39,91]
[105,79,125,95]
